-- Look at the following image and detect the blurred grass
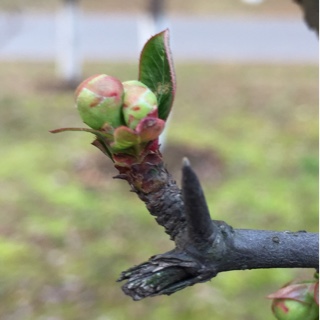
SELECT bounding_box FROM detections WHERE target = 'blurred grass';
[0,61,318,320]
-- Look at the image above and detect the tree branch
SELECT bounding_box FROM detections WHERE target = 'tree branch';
[118,158,319,300]
[118,229,318,300]
[293,0,319,35]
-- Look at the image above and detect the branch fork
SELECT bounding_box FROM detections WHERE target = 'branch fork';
[117,157,319,300]
[50,26,319,309]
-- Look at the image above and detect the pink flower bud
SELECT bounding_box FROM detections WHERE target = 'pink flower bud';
[75,74,124,130]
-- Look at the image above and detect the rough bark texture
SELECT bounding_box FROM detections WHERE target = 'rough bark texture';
[114,151,187,242]
[136,167,187,242]
[118,229,318,300]
[117,158,319,300]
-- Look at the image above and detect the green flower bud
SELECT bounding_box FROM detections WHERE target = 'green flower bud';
[75,74,124,130]
[269,283,319,320]
[272,298,318,320]
[122,80,158,129]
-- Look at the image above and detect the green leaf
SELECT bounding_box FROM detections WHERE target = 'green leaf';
[112,126,139,151]
[139,29,176,121]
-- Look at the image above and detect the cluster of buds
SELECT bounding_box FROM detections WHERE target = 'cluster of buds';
[267,274,319,320]
[51,29,175,171]
[66,74,165,166]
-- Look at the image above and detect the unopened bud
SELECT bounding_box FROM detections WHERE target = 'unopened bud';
[268,282,319,320]
[122,80,158,129]
[75,74,124,130]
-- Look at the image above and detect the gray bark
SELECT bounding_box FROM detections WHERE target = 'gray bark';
[118,159,318,300]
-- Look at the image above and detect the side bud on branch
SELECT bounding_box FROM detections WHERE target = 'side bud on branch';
[267,275,319,320]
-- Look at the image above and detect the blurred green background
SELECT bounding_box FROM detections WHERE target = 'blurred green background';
[0,1,318,320]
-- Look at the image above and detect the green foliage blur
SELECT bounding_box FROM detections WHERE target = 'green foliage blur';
[0,61,317,320]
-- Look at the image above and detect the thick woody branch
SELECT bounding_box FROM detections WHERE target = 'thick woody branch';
[119,229,318,300]
[118,159,319,300]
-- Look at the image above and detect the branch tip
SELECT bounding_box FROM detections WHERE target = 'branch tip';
[182,157,191,168]
[181,159,216,243]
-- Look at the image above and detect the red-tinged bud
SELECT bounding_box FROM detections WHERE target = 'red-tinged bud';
[268,281,319,320]
[111,117,165,152]
[122,80,158,129]
[75,74,124,130]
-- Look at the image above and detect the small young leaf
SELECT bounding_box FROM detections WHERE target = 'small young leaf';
[112,126,139,151]
[139,29,176,121]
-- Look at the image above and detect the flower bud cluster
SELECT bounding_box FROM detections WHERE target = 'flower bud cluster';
[74,74,164,155]
[75,75,158,131]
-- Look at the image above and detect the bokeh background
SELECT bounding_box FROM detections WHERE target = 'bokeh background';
[0,1,318,319]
